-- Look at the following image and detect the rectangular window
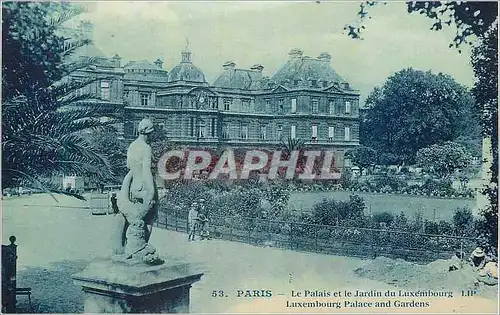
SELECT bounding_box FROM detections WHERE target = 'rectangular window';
[345,101,351,115]
[291,125,296,139]
[241,125,249,139]
[329,100,335,115]
[140,92,150,106]
[101,81,110,100]
[311,125,317,140]
[222,124,229,139]
[260,125,267,140]
[277,125,283,140]
[242,99,251,111]
[197,121,205,138]
[278,99,284,112]
[133,121,139,136]
[211,97,218,109]
[223,98,232,111]
[211,118,216,137]
[328,126,335,140]
[190,117,195,137]
[344,126,350,141]
[312,98,319,114]
[291,98,297,114]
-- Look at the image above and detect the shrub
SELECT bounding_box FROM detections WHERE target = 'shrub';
[340,168,353,189]
[373,175,408,191]
[312,194,366,226]
[424,220,439,234]
[421,179,455,196]
[453,207,475,237]
[263,182,291,216]
[372,211,395,226]
[437,220,454,235]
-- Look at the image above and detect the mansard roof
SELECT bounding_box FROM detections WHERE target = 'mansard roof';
[124,60,163,71]
[212,68,263,90]
[270,49,348,89]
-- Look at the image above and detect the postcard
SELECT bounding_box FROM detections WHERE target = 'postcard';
[2,1,498,314]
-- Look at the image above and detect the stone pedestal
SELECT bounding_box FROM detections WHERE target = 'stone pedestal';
[72,258,203,313]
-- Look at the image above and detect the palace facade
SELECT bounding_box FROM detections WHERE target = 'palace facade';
[73,47,360,169]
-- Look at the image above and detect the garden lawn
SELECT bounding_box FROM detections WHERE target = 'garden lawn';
[289,191,476,221]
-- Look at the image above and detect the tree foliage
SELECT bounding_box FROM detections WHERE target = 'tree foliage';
[345,0,498,249]
[2,2,122,193]
[345,1,498,51]
[471,23,498,249]
[416,142,472,178]
[85,130,128,183]
[2,2,89,100]
[345,145,377,173]
[361,68,477,162]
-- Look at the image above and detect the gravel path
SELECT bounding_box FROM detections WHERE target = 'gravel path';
[2,194,497,313]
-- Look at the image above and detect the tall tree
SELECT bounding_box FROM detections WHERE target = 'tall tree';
[361,68,476,162]
[345,145,377,174]
[345,1,498,248]
[471,23,498,249]
[2,2,122,195]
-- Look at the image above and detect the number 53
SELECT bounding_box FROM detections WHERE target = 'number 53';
[212,290,225,297]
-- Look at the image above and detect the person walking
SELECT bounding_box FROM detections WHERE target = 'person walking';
[197,198,210,240]
[188,201,199,241]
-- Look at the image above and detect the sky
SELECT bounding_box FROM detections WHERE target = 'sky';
[74,1,475,102]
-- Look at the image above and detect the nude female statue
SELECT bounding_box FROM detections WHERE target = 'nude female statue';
[113,118,163,265]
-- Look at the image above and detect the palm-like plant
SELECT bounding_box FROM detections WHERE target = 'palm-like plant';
[280,137,305,156]
[2,3,123,198]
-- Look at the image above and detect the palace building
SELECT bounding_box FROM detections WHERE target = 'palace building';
[73,45,360,169]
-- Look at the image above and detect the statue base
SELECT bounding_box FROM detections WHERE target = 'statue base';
[72,258,203,313]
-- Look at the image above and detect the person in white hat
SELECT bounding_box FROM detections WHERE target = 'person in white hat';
[470,247,487,270]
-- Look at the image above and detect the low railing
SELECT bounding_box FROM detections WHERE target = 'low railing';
[154,208,478,263]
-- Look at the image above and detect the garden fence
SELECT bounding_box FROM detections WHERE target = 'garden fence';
[154,207,479,263]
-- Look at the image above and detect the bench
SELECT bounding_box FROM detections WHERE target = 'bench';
[2,236,34,313]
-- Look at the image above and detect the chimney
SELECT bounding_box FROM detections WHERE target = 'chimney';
[112,54,122,67]
[318,52,332,62]
[154,57,163,69]
[250,64,264,72]
[288,48,303,59]
[222,61,236,72]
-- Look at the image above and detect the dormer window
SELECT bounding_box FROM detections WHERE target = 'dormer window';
[311,80,318,87]
[322,81,329,88]
[294,80,300,86]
